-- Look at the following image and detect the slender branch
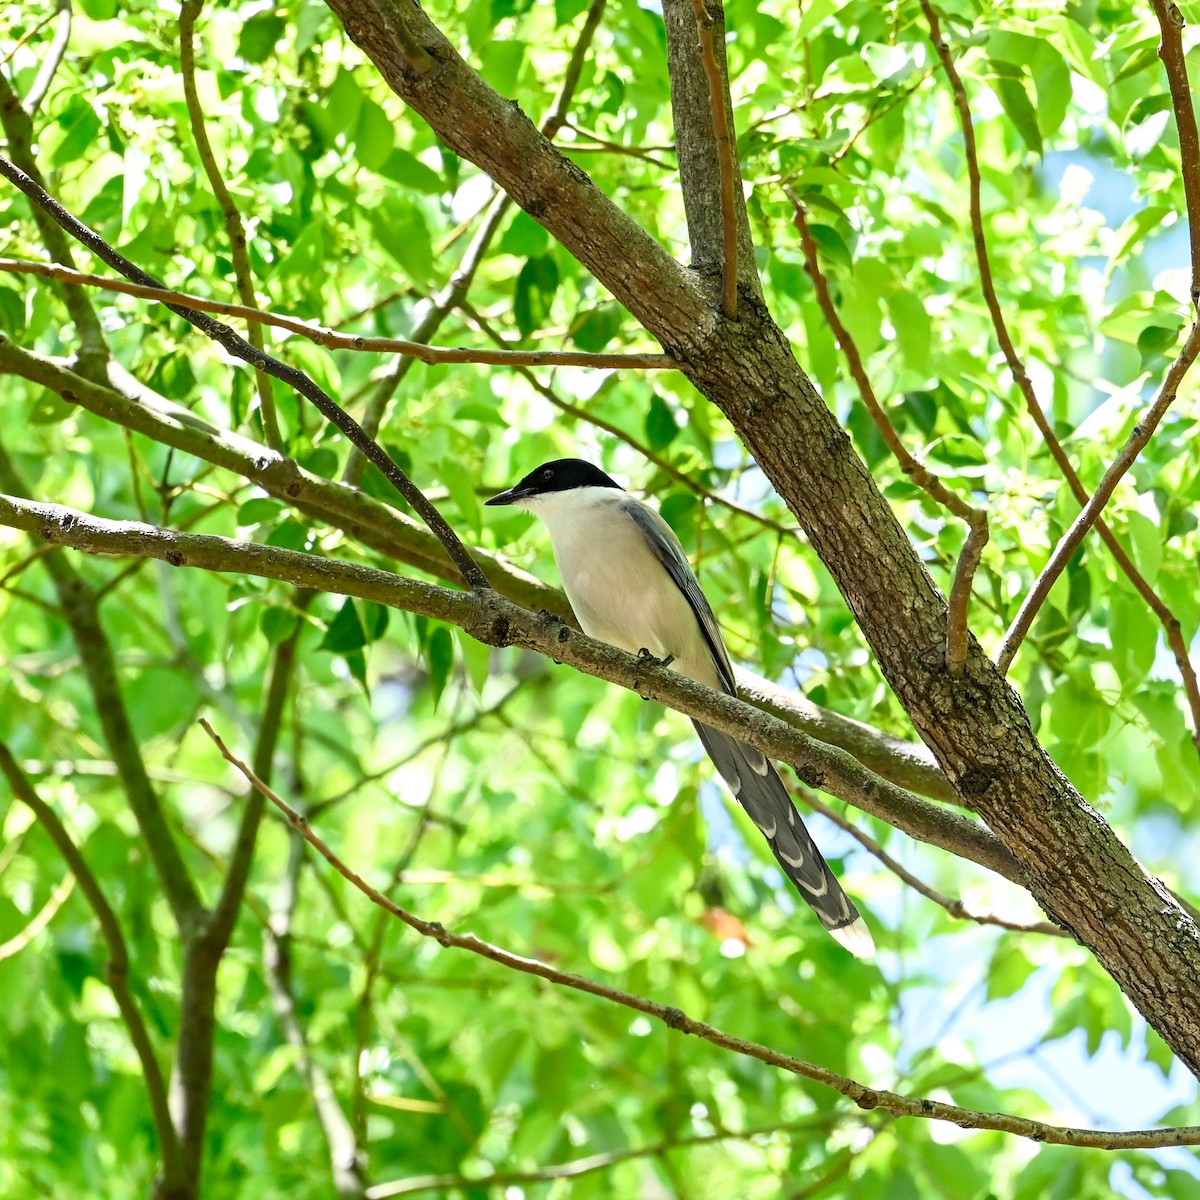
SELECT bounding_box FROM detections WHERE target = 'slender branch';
[787,190,989,676]
[0,444,204,928]
[366,1116,844,1198]
[0,162,489,590]
[347,0,608,478]
[178,0,282,449]
[457,300,791,534]
[688,0,738,317]
[801,791,1066,937]
[1,10,58,67]
[0,872,74,960]
[21,0,71,115]
[0,742,183,1186]
[920,0,1200,748]
[0,490,1021,884]
[1151,0,1200,306]
[199,723,1200,1153]
[0,257,679,370]
[0,73,107,368]
[997,319,1200,672]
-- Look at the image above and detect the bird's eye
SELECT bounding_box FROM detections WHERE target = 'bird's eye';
[542,468,554,481]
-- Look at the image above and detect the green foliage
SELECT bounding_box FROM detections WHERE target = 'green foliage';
[0,0,1198,1195]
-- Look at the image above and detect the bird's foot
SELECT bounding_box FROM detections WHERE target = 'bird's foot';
[637,647,675,669]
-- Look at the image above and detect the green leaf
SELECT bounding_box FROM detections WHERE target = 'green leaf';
[426,625,454,703]
[238,14,286,64]
[354,99,395,172]
[513,255,559,338]
[261,605,299,644]
[644,393,679,450]
[320,599,368,653]
[986,66,1044,155]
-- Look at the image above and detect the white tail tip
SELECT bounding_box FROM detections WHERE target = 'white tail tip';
[829,917,875,960]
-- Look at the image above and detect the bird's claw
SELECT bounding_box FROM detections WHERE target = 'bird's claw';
[637,648,675,669]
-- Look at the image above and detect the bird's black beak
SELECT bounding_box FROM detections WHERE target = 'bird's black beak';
[485,485,526,507]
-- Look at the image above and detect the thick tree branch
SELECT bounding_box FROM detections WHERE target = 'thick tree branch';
[0,742,183,1189]
[199,723,1200,1153]
[687,0,738,316]
[179,0,282,449]
[0,339,960,806]
[788,191,988,677]
[0,493,1019,884]
[0,160,488,589]
[318,0,1200,1075]
[661,0,759,304]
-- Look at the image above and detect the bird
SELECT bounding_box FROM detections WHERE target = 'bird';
[486,457,874,958]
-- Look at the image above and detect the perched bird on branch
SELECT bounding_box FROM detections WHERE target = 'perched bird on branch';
[487,458,873,958]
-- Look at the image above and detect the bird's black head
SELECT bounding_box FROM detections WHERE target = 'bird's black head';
[485,458,623,506]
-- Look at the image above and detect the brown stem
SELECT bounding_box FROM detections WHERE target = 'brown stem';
[787,190,989,676]
[178,0,282,449]
[920,0,1200,751]
[200,722,1200,1153]
[688,0,738,317]
[998,319,1200,671]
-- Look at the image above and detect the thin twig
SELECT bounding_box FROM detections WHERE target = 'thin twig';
[0,257,676,371]
[997,319,1200,672]
[802,791,1066,937]
[787,189,989,676]
[1151,0,1200,307]
[197,719,1200,1152]
[345,0,609,480]
[22,0,71,115]
[367,1116,844,1198]
[456,300,791,534]
[1,10,58,66]
[179,0,282,449]
[0,872,75,960]
[0,742,184,1185]
[688,0,738,317]
[920,0,1200,748]
[0,164,489,589]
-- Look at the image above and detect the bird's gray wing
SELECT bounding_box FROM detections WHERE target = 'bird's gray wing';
[623,500,871,955]
[692,720,864,940]
[623,499,736,693]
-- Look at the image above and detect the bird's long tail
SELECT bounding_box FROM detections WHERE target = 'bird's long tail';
[693,721,874,958]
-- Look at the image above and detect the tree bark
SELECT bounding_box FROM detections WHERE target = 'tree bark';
[320,0,1200,1076]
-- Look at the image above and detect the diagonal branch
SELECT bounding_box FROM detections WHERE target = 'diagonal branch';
[920,0,1200,751]
[179,0,282,449]
[21,0,71,115]
[0,742,183,1187]
[0,159,488,590]
[0,492,1020,885]
[801,791,1066,937]
[1151,0,1200,306]
[788,190,989,676]
[997,319,1200,672]
[199,721,1200,1153]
